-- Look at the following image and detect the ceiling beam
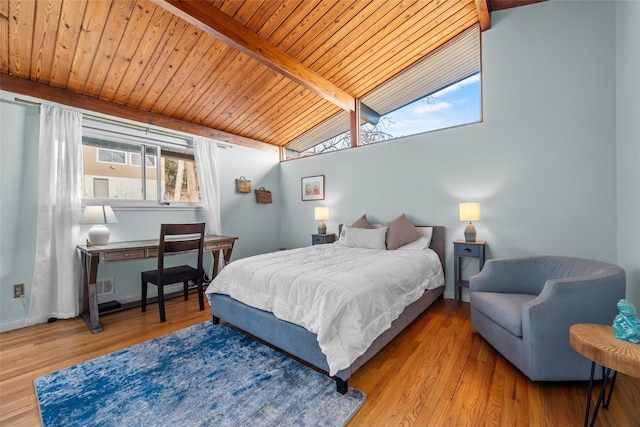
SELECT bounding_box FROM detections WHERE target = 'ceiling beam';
[475,0,491,31]
[152,0,356,113]
[360,103,381,126]
[0,74,277,153]
[488,0,547,12]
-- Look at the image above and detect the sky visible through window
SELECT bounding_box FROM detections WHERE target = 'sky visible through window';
[383,73,480,138]
[303,73,481,155]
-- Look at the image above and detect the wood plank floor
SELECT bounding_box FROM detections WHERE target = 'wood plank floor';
[1,297,639,426]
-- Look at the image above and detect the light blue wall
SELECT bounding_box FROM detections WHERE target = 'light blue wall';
[616,0,640,309]
[0,91,281,329]
[280,1,634,304]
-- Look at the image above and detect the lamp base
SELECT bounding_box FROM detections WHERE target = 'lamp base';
[464,223,477,242]
[317,221,327,234]
[88,224,111,245]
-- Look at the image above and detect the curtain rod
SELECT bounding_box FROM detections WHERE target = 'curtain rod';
[13,97,232,149]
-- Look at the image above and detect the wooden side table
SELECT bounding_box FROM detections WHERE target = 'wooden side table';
[312,233,336,245]
[453,240,486,306]
[569,323,640,427]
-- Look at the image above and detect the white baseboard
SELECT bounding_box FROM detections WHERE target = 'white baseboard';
[0,318,27,333]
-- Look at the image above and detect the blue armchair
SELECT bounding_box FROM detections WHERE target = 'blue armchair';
[469,256,626,381]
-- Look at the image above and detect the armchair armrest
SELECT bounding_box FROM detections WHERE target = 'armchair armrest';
[469,257,548,295]
[521,269,626,379]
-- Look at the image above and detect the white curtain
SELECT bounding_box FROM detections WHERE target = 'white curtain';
[26,105,83,325]
[194,137,222,236]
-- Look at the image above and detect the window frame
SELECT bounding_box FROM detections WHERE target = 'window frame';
[81,123,201,210]
[285,24,481,159]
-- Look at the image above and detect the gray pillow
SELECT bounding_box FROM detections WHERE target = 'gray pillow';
[351,214,375,229]
[383,214,423,250]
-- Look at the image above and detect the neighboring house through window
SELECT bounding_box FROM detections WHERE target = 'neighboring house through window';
[81,119,201,206]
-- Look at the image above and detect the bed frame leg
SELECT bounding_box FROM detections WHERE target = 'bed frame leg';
[212,315,220,325]
[335,378,348,394]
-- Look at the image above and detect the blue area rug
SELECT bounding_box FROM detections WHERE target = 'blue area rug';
[34,322,365,426]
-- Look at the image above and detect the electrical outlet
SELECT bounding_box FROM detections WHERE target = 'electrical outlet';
[13,284,25,298]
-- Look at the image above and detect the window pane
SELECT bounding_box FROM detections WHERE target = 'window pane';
[161,151,201,202]
[302,73,480,155]
[82,138,143,200]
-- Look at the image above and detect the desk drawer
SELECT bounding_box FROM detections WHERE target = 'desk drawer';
[205,242,232,251]
[147,248,159,258]
[104,249,146,262]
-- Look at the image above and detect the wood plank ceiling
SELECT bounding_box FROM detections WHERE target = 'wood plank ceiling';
[0,0,544,152]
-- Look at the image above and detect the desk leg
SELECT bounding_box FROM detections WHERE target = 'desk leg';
[212,250,220,278]
[80,253,102,333]
[584,362,616,427]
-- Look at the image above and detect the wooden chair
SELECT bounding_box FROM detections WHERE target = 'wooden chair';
[141,223,206,322]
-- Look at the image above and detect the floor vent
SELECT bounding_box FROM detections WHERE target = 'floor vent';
[96,278,115,296]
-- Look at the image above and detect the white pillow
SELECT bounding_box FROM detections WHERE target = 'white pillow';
[397,227,433,250]
[343,226,388,250]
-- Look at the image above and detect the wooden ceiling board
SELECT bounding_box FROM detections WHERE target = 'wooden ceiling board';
[98,1,156,100]
[111,5,177,105]
[352,5,478,96]
[190,1,306,130]
[30,0,62,83]
[66,0,112,92]
[332,1,474,96]
[0,1,8,74]
[122,14,190,108]
[8,0,35,78]
[1,0,544,150]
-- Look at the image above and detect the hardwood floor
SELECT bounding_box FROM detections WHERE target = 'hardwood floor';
[1,297,638,426]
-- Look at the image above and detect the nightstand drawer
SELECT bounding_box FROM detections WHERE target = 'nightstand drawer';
[456,244,480,256]
[312,234,336,245]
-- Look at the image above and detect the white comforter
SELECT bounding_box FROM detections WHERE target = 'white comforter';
[205,243,444,375]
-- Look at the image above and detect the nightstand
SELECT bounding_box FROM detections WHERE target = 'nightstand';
[312,233,336,245]
[453,240,486,306]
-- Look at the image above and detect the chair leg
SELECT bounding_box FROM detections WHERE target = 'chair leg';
[197,279,204,311]
[158,285,166,322]
[183,281,189,301]
[141,278,147,312]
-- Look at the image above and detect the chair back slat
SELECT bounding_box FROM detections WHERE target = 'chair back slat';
[157,223,206,271]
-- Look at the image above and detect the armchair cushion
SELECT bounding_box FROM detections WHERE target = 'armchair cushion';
[471,292,537,337]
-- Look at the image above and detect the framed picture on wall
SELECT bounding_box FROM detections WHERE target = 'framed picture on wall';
[301,175,325,201]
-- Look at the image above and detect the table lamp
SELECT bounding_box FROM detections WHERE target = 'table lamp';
[314,207,329,234]
[81,205,119,245]
[459,202,481,242]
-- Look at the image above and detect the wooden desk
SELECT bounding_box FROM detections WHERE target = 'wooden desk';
[78,235,238,333]
[570,323,640,427]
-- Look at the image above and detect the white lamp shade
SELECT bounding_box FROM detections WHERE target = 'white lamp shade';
[459,202,481,222]
[314,207,330,221]
[81,205,119,224]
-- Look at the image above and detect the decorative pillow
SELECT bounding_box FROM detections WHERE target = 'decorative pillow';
[383,214,423,250]
[398,227,433,250]
[343,226,388,250]
[339,214,375,240]
[351,214,375,229]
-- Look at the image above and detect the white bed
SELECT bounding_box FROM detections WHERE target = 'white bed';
[206,223,446,393]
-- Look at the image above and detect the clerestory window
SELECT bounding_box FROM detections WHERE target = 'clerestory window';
[286,24,481,158]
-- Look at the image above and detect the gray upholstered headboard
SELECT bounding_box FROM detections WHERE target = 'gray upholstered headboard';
[337,224,446,272]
